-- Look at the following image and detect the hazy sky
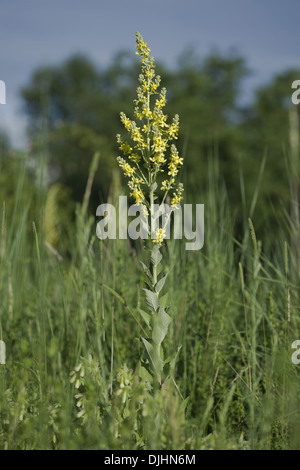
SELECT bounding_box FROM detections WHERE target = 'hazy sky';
[0,0,299,148]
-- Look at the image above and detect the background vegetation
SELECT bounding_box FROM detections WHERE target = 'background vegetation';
[0,45,299,449]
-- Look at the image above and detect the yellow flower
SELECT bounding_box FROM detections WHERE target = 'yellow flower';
[124,164,135,177]
[142,104,152,119]
[117,157,136,177]
[120,113,131,130]
[161,180,169,191]
[168,163,179,177]
[152,135,167,154]
[120,142,132,154]
[141,82,150,93]
[129,153,141,164]
[171,183,184,208]
[170,154,183,166]
[150,153,166,166]
[153,228,166,245]
[131,176,144,185]
[136,32,150,60]
[171,194,182,206]
[142,205,149,217]
[131,187,144,205]
[168,114,179,139]
[168,123,179,139]
[153,109,168,128]
[168,144,183,176]
[155,88,167,109]
[129,123,147,148]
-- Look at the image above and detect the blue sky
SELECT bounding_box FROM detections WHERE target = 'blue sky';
[0,0,299,148]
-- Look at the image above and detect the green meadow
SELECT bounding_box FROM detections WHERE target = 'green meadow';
[0,33,300,450]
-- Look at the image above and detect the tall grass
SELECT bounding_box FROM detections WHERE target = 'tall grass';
[0,144,299,450]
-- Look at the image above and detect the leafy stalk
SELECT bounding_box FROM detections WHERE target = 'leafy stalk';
[117,32,184,386]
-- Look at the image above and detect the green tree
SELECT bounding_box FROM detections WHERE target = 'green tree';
[21,48,299,241]
[21,55,118,204]
[237,69,300,234]
[21,49,249,209]
[164,49,249,194]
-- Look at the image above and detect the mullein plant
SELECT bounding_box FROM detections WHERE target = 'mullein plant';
[117,32,184,387]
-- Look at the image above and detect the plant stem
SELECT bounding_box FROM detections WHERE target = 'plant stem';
[149,187,157,286]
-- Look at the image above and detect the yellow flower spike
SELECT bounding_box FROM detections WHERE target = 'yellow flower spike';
[136,32,151,60]
[117,32,184,222]
[168,123,179,139]
[131,176,143,185]
[171,194,182,206]
[155,88,167,109]
[142,205,149,217]
[120,112,132,130]
[161,180,169,191]
[117,157,136,177]
[171,183,184,208]
[161,180,168,191]
[131,187,144,205]
[168,144,183,176]
[168,163,179,177]
[123,164,135,177]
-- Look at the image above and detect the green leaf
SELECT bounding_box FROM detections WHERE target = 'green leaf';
[139,260,154,286]
[152,307,171,346]
[141,338,163,383]
[151,245,162,267]
[141,338,154,368]
[139,308,151,328]
[138,365,153,384]
[169,345,182,374]
[159,292,169,309]
[139,260,151,277]
[180,396,190,413]
[156,263,163,278]
[155,273,168,294]
[152,350,164,382]
[144,288,159,313]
